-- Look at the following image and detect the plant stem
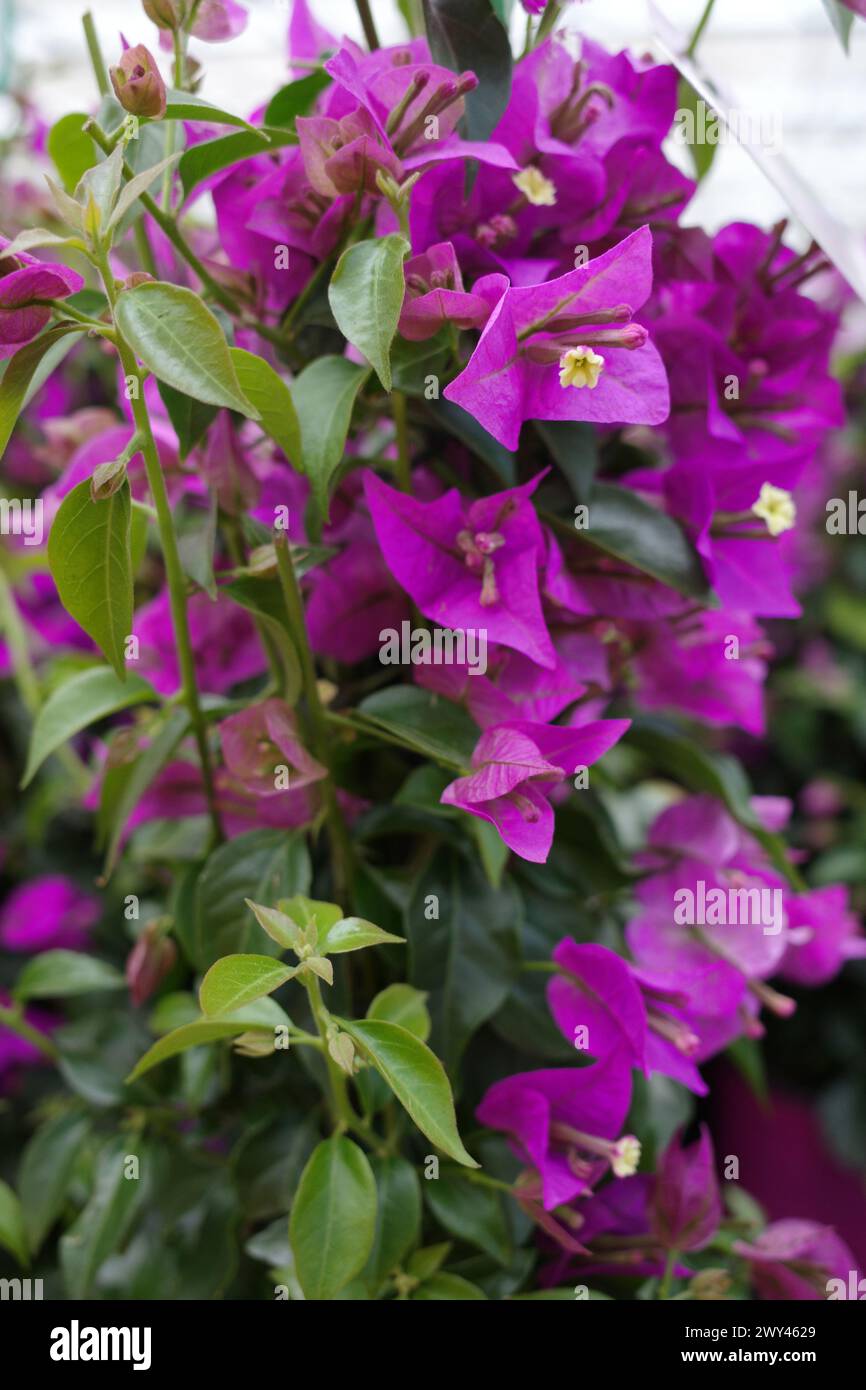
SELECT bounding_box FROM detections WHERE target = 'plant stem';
[82,11,109,97]
[0,1005,59,1061]
[303,974,355,1131]
[95,250,223,843]
[392,390,411,490]
[535,0,561,45]
[687,0,716,58]
[274,535,353,901]
[658,1248,679,1299]
[354,0,380,50]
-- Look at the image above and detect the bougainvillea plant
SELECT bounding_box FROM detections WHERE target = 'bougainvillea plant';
[0,0,863,1303]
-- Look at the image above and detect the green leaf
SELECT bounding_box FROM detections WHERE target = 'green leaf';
[426,395,517,486]
[558,482,710,599]
[15,951,125,1002]
[229,347,301,463]
[423,0,513,143]
[364,1156,422,1294]
[0,1180,29,1267]
[245,899,301,950]
[264,70,332,127]
[425,1174,511,1264]
[163,89,258,131]
[536,421,599,504]
[179,128,297,200]
[358,685,478,767]
[193,829,311,968]
[413,1271,487,1299]
[18,1111,91,1255]
[156,380,218,459]
[277,894,343,942]
[47,477,134,679]
[0,326,84,461]
[406,848,521,1068]
[822,0,855,51]
[407,1242,450,1280]
[199,954,298,1017]
[175,493,218,597]
[676,78,718,181]
[319,917,405,955]
[223,576,302,702]
[290,356,369,528]
[60,1137,146,1298]
[367,984,431,1041]
[130,499,150,574]
[127,998,290,1081]
[0,229,83,259]
[338,1019,478,1167]
[290,1137,377,1301]
[106,152,182,231]
[114,281,259,416]
[21,666,155,787]
[328,235,408,391]
[48,111,96,191]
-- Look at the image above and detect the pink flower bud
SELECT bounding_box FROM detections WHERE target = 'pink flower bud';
[109,43,167,119]
[126,922,177,1006]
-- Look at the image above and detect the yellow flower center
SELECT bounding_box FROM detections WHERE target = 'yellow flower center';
[751,483,796,536]
[558,346,604,390]
[611,1135,642,1178]
[512,166,557,207]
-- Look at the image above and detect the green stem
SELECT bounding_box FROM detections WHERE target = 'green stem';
[82,10,109,97]
[95,249,223,843]
[535,0,561,45]
[658,1248,679,1299]
[0,564,40,714]
[354,0,380,50]
[304,974,355,1131]
[0,1004,59,1061]
[686,0,716,58]
[392,390,411,490]
[274,535,354,901]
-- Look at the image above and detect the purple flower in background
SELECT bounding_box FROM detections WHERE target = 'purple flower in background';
[364,471,556,668]
[0,875,100,952]
[134,590,266,695]
[734,1220,859,1300]
[444,227,669,449]
[476,1049,637,1210]
[218,698,326,798]
[441,718,629,862]
[650,1126,722,1252]
[187,0,248,42]
[0,239,84,360]
[780,886,866,986]
[0,990,57,1093]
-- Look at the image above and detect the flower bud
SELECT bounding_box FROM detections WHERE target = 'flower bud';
[126,921,177,1006]
[109,44,167,119]
[651,1125,722,1252]
[142,0,180,28]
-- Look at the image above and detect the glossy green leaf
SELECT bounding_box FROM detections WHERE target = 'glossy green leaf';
[114,282,259,416]
[47,477,134,679]
[21,666,156,787]
[423,0,512,143]
[199,953,298,1017]
[338,1019,478,1167]
[107,152,182,231]
[290,1137,377,1301]
[0,326,84,461]
[364,1156,422,1294]
[264,70,332,127]
[229,347,301,464]
[367,984,431,1041]
[425,1173,511,1264]
[0,1180,28,1267]
[222,576,302,702]
[536,420,599,504]
[163,89,257,131]
[328,235,409,391]
[59,1137,146,1298]
[245,899,301,950]
[47,112,96,191]
[413,1271,487,1299]
[358,685,478,767]
[318,917,405,955]
[427,396,516,486]
[179,128,296,200]
[193,829,311,968]
[18,1111,91,1254]
[290,356,369,527]
[575,482,711,599]
[127,998,290,1081]
[156,380,218,459]
[15,951,125,1002]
